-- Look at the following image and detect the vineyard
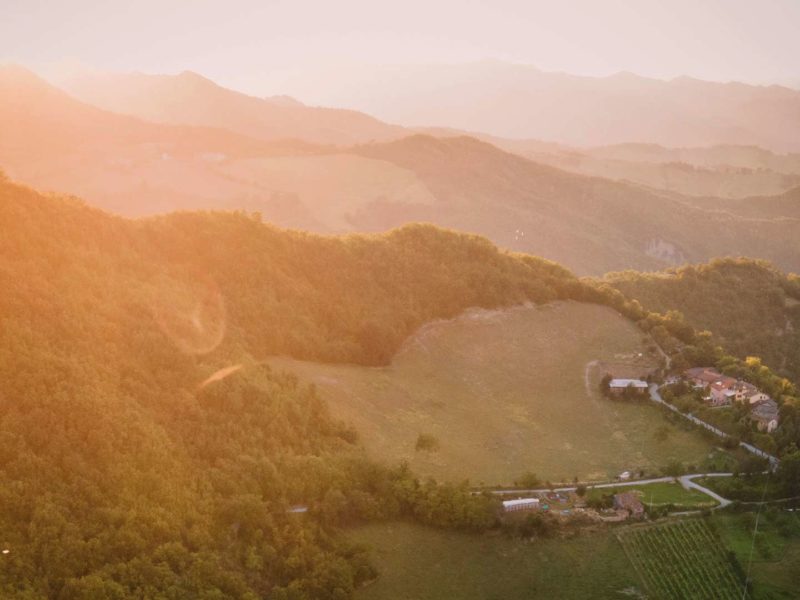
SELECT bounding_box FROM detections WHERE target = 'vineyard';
[617,519,746,600]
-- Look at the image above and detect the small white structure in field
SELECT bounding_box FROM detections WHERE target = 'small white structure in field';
[502,498,540,512]
[618,471,632,481]
[609,379,648,395]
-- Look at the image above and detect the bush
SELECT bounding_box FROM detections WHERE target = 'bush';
[516,472,541,489]
[415,433,440,452]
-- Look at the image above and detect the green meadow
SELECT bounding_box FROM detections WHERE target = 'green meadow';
[587,481,719,509]
[349,522,639,600]
[269,301,713,484]
[711,511,800,599]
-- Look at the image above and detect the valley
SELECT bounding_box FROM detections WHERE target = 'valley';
[4,67,800,277]
[3,7,800,598]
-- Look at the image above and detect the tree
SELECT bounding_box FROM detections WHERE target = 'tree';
[776,450,800,496]
[599,373,612,397]
[516,472,540,489]
[662,460,684,477]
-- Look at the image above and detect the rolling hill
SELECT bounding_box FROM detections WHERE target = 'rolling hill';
[54,69,406,145]
[602,259,800,383]
[54,68,800,199]
[1,176,601,596]
[4,66,800,276]
[492,140,800,199]
[0,65,433,222]
[291,60,800,152]
[352,135,800,275]
[686,186,800,220]
[1,160,796,597]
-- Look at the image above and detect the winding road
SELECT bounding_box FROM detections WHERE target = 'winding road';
[490,472,734,510]
[648,383,780,469]
[679,473,733,508]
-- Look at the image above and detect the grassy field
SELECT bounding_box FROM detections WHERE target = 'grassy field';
[617,519,745,599]
[587,481,719,509]
[349,522,640,600]
[697,474,791,503]
[711,511,800,599]
[347,515,800,600]
[268,301,714,484]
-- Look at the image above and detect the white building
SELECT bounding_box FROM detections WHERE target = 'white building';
[609,379,648,395]
[502,498,540,512]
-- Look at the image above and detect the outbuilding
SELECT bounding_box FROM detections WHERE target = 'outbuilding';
[609,379,648,396]
[502,498,540,512]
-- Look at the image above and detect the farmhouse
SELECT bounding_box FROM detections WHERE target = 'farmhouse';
[685,368,771,408]
[502,498,540,513]
[613,492,644,519]
[609,378,648,396]
[742,385,770,405]
[709,381,737,406]
[751,398,780,433]
[685,367,734,389]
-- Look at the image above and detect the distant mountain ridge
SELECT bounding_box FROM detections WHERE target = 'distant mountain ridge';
[48,66,800,199]
[285,60,800,152]
[55,68,407,145]
[3,65,800,275]
[350,135,800,274]
[492,139,800,199]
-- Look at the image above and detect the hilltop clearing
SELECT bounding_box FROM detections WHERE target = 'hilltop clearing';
[267,302,711,484]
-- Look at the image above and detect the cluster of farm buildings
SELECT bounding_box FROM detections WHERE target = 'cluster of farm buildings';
[607,368,779,433]
[502,490,644,522]
[683,367,780,433]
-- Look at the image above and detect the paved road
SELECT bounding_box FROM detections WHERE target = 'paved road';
[679,473,733,508]
[648,383,780,469]
[489,473,735,511]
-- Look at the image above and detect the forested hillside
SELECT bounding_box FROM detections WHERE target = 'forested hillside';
[492,140,800,199]
[353,135,800,275]
[0,176,588,598]
[603,259,800,382]
[687,186,800,219]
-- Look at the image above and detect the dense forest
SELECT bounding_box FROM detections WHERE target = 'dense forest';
[602,259,800,382]
[0,177,584,598]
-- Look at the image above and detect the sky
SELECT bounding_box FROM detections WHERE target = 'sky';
[2,0,800,98]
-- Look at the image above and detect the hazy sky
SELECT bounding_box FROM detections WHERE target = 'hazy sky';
[3,0,800,96]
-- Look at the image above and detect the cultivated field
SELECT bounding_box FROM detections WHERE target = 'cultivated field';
[712,512,800,599]
[350,522,640,600]
[267,301,713,484]
[618,519,745,600]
